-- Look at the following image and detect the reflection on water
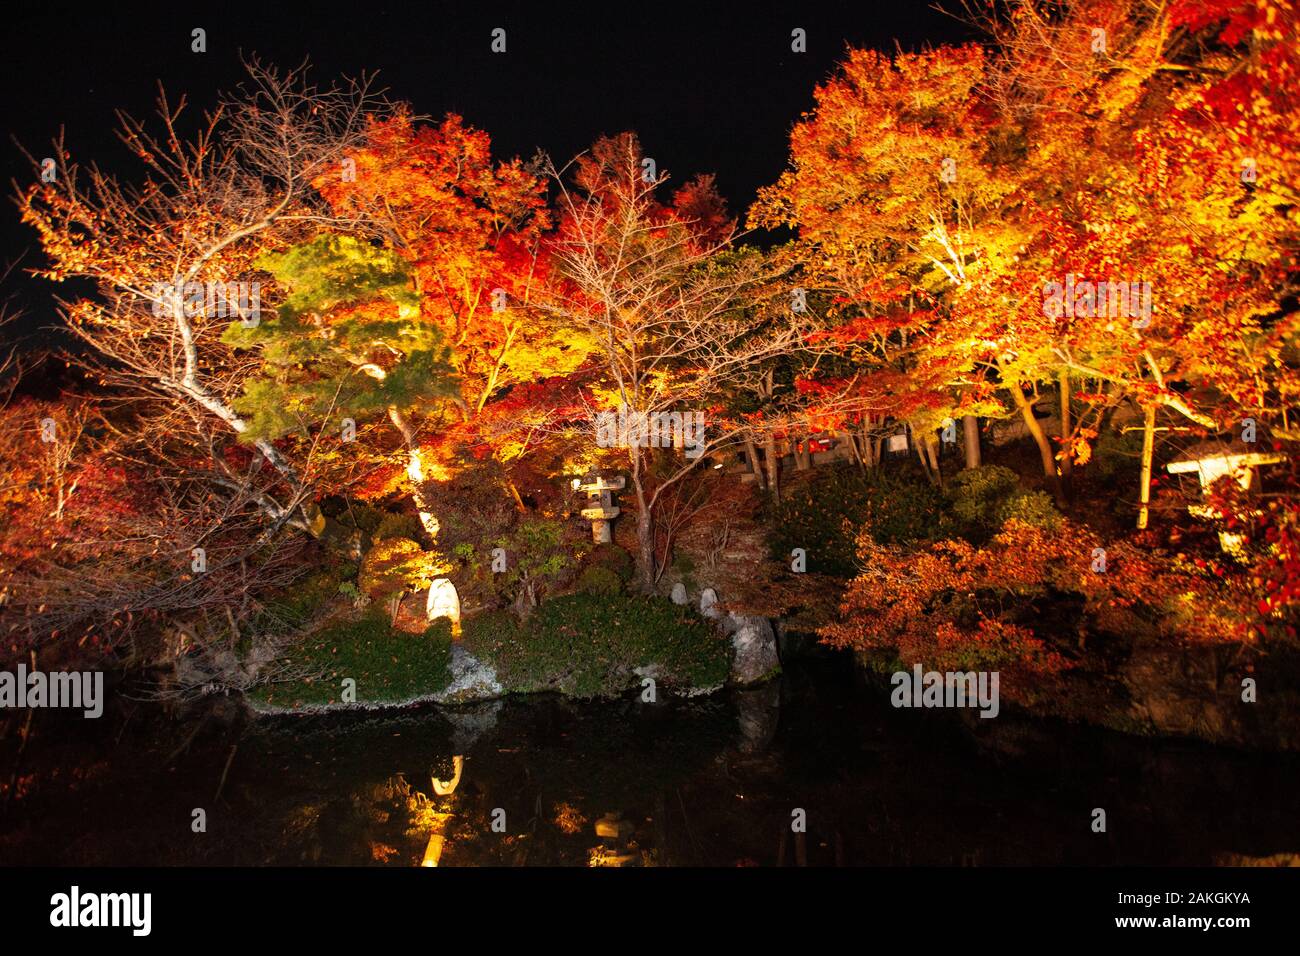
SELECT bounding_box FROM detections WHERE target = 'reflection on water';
[3,657,1300,866]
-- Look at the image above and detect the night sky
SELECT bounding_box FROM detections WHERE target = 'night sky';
[0,0,975,343]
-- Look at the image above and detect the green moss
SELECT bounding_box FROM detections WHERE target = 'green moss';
[249,610,453,711]
[462,592,728,698]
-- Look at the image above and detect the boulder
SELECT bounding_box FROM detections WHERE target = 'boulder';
[726,612,780,685]
[433,644,503,705]
[699,587,723,620]
[670,582,689,605]
[426,578,461,624]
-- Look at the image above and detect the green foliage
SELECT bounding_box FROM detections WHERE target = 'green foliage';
[575,564,623,596]
[588,544,636,583]
[255,235,420,318]
[767,464,944,576]
[492,519,579,609]
[996,489,1063,532]
[1092,428,1144,482]
[947,464,1020,520]
[375,511,425,542]
[358,537,438,599]
[249,610,454,710]
[342,504,385,535]
[944,465,1061,542]
[223,234,458,441]
[462,592,728,698]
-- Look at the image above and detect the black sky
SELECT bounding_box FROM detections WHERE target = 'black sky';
[0,0,976,339]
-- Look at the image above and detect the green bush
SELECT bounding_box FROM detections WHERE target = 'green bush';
[375,511,426,542]
[493,519,577,610]
[947,464,1019,516]
[345,503,385,535]
[575,564,623,596]
[588,544,636,582]
[249,610,454,710]
[944,464,1061,542]
[1092,427,1144,483]
[767,464,944,576]
[943,466,1007,536]
[358,537,436,599]
[462,592,728,698]
[996,489,1063,531]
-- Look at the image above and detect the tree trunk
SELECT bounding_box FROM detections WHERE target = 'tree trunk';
[962,415,981,470]
[1058,368,1072,498]
[913,426,937,485]
[1137,405,1156,530]
[765,433,780,503]
[631,448,656,592]
[506,479,528,514]
[924,434,942,486]
[388,406,440,539]
[1009,384,1066,506]
[744,437,766,491]
[794,433,811,471]
[861,417,877,469]
[635,504,655,593]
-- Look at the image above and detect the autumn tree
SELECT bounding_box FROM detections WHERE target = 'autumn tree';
[750,45,1024,493]
[17,59,392,534]
[224,233,459,538]
[312,112,594,510]
[544,133,800,589]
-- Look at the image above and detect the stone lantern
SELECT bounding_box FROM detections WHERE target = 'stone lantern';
[1166,441,1284,553]
[575,473,626,544]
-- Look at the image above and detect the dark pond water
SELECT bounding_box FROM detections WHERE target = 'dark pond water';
[3,655,1299,866]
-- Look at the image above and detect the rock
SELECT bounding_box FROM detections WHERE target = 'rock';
[433,644,503,705]
[726,612,780,685]
[670,582,689,605]
[1120,639,1232,741]
[700,587,723,620]
[734,680,780,753]
[426,579,461,624]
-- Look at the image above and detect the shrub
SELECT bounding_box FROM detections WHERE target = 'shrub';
[375,511,426,542]
[767,464,944,576]
[492,519,579,612]
[249,610,454,710]
[821,518,1253,701]
[1092,428,1144,483]
[344,503,385,535]
[462,592,728,697]
[944,465,1020,540]
[575,564,623,596]
[996,489,1063,532]
[358,537,439,600]
[588,544,636,582]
